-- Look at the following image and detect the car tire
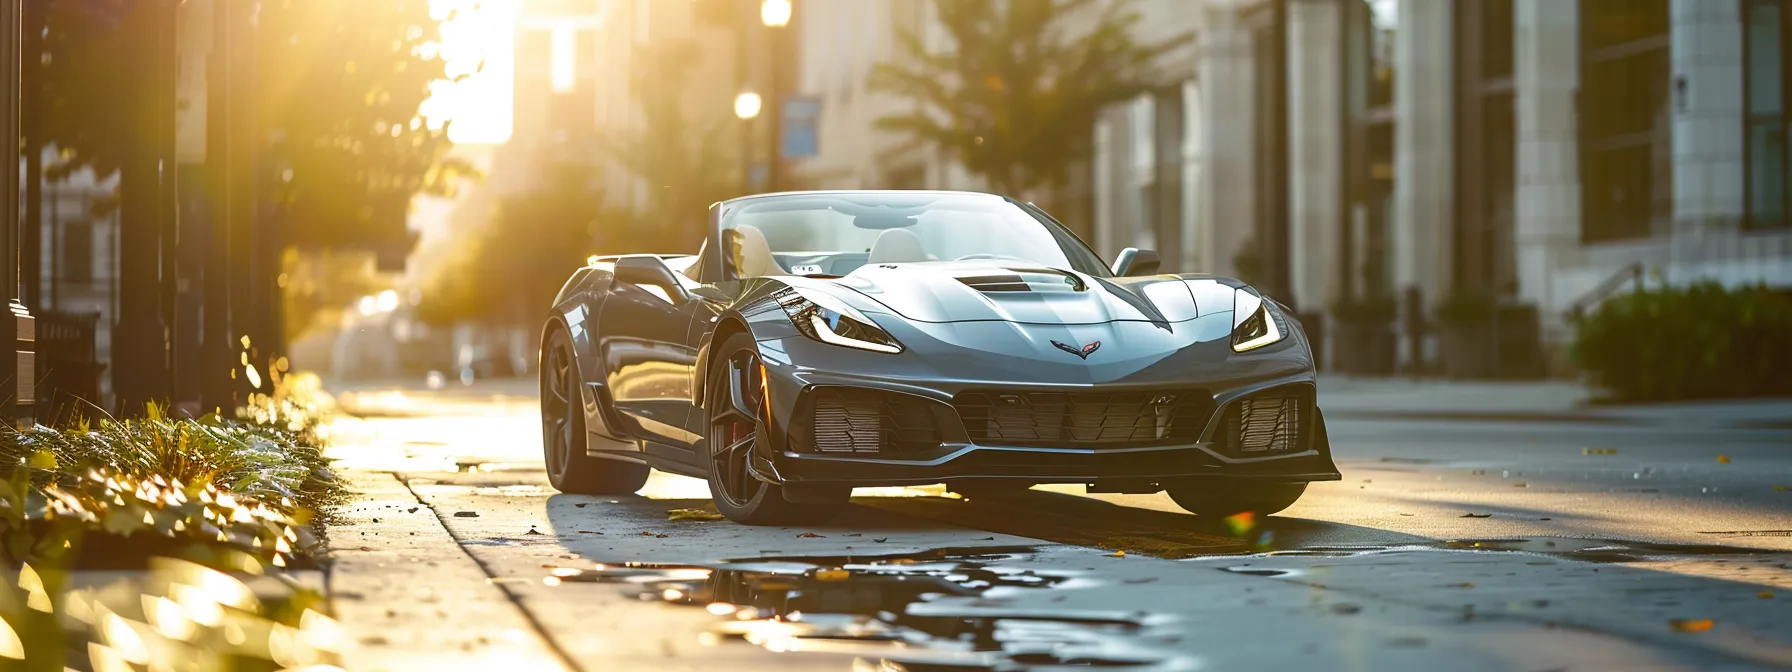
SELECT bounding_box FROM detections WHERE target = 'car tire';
[705,333,847,525]
[1164,481,1308,518]
[542,326,650,495]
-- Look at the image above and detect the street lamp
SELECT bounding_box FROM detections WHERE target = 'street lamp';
[761,0,792,28]
[734,91,763,120]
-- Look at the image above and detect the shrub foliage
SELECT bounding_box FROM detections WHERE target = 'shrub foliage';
[1572,282,1792,402]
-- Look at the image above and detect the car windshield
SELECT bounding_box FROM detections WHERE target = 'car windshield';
[718,192,1110,279]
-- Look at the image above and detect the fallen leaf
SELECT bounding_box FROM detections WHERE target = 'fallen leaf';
[1460,513,1493,518]
[358,546,371,552]
[1513,483,1528,488]
[872,538,888,543]
[1773,486,1789,493]
[1582,448,1618,455]
[1107,550,1125,558]
[797,532,825,538]
[667,508,726,522]
[1759,592,1775,599]
[453,511,479,518]
[639,531,657,536]
[815,569,850,582]
[656,534,669,539]
[1669,618,1714,633]
[1452,582,1476,589]
[1717,455,1732,464]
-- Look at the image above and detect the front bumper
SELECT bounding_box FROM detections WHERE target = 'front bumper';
[748,317,1341,489]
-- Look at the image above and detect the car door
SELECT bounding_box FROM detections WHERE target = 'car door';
[598,256,705,449]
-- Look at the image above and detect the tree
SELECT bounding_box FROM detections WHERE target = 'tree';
[27,0,475,244]
[869,0,1188,205]
[416,162,617,328]
[257,0,478,251]
[601,38,741,254]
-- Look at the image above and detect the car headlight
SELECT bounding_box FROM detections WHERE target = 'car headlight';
[777,288,904,354]
[1231,289,1285,353]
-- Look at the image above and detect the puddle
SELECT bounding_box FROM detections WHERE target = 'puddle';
[540,548,1197,670]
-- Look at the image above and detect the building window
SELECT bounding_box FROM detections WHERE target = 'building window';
[1580,0,1671,243]
[1367,0,1397,109]
[1746,0,1791,229]
[62,220,94,286]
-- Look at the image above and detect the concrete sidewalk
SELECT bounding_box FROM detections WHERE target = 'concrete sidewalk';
[1318,376,1792,429]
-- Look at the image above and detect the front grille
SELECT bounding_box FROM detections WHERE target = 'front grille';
[1215,386,1311,457]
[800,387,942,454]
[955,390,1214,448]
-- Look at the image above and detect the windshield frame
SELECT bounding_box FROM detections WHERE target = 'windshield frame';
[712,191,1113,281]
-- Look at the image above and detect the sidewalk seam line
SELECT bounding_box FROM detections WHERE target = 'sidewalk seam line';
[393,471,584,672]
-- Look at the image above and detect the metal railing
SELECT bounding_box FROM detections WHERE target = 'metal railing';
[1566,262,1646,322]
[36,311,106,424]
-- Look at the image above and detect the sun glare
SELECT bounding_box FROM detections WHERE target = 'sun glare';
[422,0,518,145]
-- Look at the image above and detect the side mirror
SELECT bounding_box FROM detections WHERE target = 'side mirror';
[1111,248,1162,277]
[612,255,691,303]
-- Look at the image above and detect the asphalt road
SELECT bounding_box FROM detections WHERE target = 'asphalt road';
[324,385,1792,671]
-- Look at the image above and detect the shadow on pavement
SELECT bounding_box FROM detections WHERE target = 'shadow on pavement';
[853,488,1437,558]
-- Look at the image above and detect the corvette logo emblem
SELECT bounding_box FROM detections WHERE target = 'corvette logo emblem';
[1051,340,1101,359]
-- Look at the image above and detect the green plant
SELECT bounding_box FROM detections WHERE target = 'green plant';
[1572,282,1792,402]
[0,373,344,669]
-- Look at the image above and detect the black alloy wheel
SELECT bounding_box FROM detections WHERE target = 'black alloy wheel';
[542,326,649,495]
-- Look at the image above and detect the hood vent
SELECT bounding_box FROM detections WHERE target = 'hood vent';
[957,268,1086,294]
[957,274,1032,292]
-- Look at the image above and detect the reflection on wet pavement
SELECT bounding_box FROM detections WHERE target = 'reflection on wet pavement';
[537,548,1196,671]
[1225,536,1777,564]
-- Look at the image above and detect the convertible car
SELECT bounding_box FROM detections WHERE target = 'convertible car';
[539,190,1340,524]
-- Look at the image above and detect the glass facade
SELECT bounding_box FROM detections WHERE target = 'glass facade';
[1579,0,1672,243]
[1746,0,1790,229]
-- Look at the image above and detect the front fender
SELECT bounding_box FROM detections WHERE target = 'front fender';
[546,268,634,443]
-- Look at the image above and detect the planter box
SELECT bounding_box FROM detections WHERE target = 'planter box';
[1333,319,1396,376]
[1440,322,1496,379]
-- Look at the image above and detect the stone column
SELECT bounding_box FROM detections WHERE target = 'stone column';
[1669,0,1746,262]
[1196,0,1256,277]
[1286,0,1344,315]
[1393,0,1453,370]
[1,0,34,424]
[1513,0,1581,347]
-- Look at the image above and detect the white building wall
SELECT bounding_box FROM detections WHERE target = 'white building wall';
[1285,0,1344,316]
[1196,1,1256,277]
[1513,0,1582,348]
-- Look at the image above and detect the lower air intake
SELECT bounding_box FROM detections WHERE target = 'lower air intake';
[803,387,942,454]
[1216,386,1311,457]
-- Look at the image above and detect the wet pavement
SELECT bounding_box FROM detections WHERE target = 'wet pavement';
[323,381,1792,671]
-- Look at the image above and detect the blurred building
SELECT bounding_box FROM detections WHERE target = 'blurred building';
[29,151,120,408]
[791,0,1792,379]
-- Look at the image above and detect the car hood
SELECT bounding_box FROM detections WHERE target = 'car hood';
[820,261,1237,325]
